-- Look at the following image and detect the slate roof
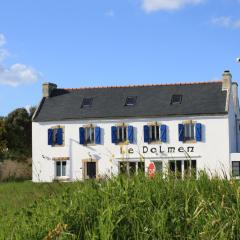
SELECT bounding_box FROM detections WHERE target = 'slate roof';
[33,81,227,122]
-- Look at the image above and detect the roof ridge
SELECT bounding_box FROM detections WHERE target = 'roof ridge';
[61,80,222,91]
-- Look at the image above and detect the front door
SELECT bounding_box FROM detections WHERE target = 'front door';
[86,162,96,179]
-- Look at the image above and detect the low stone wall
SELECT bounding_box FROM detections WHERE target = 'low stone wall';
[0,159,32,181]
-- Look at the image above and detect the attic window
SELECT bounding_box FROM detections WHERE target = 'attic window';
[171,95,182,105]
[125,96,137,106]
[81,98,93,108]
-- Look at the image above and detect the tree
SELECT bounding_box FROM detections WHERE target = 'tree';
[0,117,7,159]
[5,108,32,156]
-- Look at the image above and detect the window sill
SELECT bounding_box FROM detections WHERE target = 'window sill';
[50,144,65,147]
[183,140,196,144]
[147,141,162,145]
[54,176,70,181]
[83,143,96,146]
[116,142,130,146]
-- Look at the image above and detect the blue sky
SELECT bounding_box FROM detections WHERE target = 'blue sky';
[0,0,240,116]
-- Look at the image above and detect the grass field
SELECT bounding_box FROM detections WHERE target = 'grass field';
[0,174,240,239]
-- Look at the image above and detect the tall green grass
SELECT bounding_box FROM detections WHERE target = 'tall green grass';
[1,174,240,239]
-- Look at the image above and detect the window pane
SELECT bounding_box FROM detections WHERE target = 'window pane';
[190,124,195,139]
[232,162,240,177]
[118,127,122,142]
[91,128,95,143]
[156,126,159,141]
[123,127,127,141]
[184,160,191,177]
[184,124,189,139]
[169,161,175,174]
[129,162,136,176]
[53,129,58,144]
[85,128,90,143]
[176,161,182,179]
[154,162,162,172]
[138,162,145,172]
[119,162,127,174]
[62,161,66,176]
[152,126,156,141]
[56,162,61,177]
[191,160,197,178]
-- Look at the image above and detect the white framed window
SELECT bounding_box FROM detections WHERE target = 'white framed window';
[169,160,197,179]
[232,161,240,177]
[119,161,145,176]
[184,123,195,141]
[117,126,127,143]
[56,161,67,177]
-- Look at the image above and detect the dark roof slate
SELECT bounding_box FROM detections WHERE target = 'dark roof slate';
[33,82,227,122]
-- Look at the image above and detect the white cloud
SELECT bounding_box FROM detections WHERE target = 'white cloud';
[0,33,41,87]
[142,0,204,12]
[0,63,40,87]
[0,34,6,47]
[0,49,9,62]
[105,10,115,17]
[211,16,240,29]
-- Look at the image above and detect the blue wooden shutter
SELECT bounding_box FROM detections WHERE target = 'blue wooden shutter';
[128,126,134,144]
[111,126,117,144]
[48,129,53,145]
[95,127,101,144]
[160,125,167,143]
[178,124,184,142]
[196,123,202,141]
[56,128,63,145]
[144,125,149,143]
[79,127,85,144]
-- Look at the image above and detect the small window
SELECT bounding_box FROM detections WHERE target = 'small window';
[117,126,128,143]
[171,94,182,104]
[232,161,240,177]
[56,161,66,177]
[125,96,137,106]
[81,98,93,108]
[184,123,195,141]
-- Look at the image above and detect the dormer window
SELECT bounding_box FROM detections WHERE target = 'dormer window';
[81,98,93,108]
[125,96,137,106]
[171,94,182,104]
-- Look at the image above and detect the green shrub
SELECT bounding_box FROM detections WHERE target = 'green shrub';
[0,174,240,239]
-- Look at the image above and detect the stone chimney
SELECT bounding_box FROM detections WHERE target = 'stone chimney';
[42,82,57,98]
[232,82,239,115]
[222,70,232,91]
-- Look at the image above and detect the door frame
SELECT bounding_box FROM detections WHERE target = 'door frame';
[82,159,98,180]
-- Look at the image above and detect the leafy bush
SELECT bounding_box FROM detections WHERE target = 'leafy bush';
[1,174,240,239]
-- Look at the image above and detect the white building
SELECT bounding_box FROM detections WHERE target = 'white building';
[32,70,240,182]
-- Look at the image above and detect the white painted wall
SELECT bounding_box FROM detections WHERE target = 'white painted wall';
[32,114,232,182]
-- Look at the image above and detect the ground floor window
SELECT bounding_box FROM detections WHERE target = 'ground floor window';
[232,161,240,177]
[168,160,196,178]
[56,161,66,177]
[119,161,145,176]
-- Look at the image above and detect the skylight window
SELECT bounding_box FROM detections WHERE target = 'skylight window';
[81,98,93,108]
[171,95,182,105]
[125,96,137,106]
